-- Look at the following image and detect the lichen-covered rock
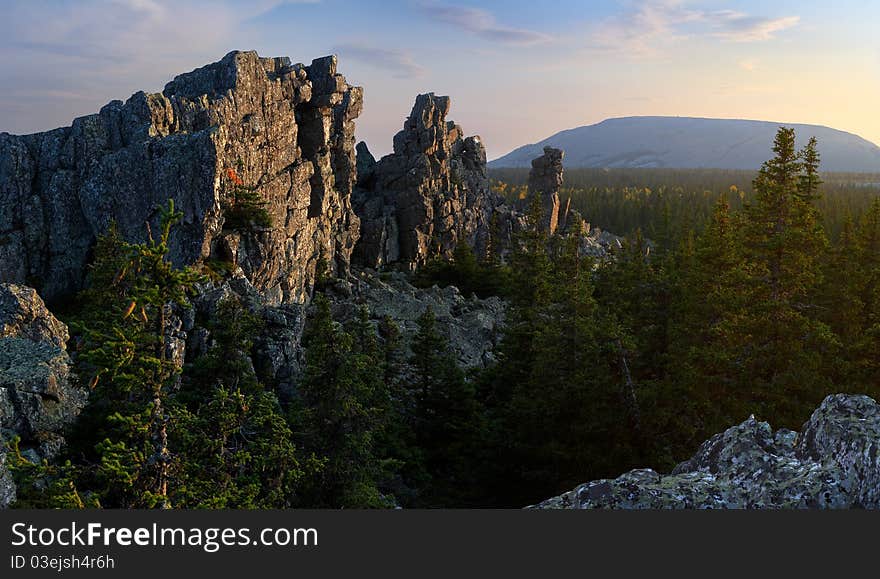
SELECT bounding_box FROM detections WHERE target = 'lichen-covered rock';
[327,270,505,369]
[0,50,361,306]
[186,274,307,403]
[0,338,85,442]
[532,394,880,509]
[0,284,68,348]
[0,283,87,508]
[0,450,13,507]
[352,93,499,270]
[796,394,880,507]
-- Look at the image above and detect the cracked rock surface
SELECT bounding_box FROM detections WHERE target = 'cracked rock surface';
[0,284,87,508]
[532,394,880,509]
[0,50,362,306]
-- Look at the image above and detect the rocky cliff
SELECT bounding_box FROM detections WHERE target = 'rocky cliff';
[533,394,880,509]
[0,284,87,508]
[0,50,361,305]
[352,93,499,270]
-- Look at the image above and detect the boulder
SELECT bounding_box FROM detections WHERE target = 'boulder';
[0,283,87,508]
[532,394,880,509]
[0,284,68,348]
[327,270,505,369]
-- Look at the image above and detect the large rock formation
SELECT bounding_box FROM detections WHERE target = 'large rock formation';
[353,93,498,270]
[326,271,505,369]
[527,146,566,235]
[0,284,87,508]
[533,394,880,509]
[0,50,361,305]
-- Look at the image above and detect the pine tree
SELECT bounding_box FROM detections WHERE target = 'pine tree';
[68,200,203,508]
[372,315,422,504]
[815,214,863,385]
[726,129,834,425]
[171,297,308,508]
[408,307,484,507]
[485,194,552,409]
[292,295,390,507]
[845,198,880,393]
[665,196,752,441]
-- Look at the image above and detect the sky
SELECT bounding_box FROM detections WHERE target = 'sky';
[1,0,878,160]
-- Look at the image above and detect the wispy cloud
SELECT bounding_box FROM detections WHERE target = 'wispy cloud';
[589,0,700,57]
[588,1,799,58]
[0,0,328,133]
[419,2,551,46]
[709,11,800,43]
[331,43,426,78]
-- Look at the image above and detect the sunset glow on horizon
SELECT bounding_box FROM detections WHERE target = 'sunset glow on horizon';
[2,0,878,161]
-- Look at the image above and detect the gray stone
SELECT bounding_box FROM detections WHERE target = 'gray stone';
[0,283,86,509]
[527,146,565,235]
[0,51,362,306]
[328,270,505,370]
[532,394,880,509]
[0,284,68,348]
[0,449,13,508]
[352,94,499,270]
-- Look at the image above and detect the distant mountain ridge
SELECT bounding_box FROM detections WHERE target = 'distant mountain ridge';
[490,117,880,173]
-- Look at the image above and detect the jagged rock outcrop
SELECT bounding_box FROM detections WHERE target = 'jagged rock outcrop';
[352,93,498,270]
[0,284,87,508]
[0,284,69,348]
[533,394,880,509]
[185,274,308,402]
[526,146,566,234]
[326,271,505,369]
[0,50,361,305]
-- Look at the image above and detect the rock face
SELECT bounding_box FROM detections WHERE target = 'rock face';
[0,284,87,508]
[533,394,880,509]
[352,93,498,270]
[0,284,69,348]
[186,275,308,403]
[0,50,361,305]
[327,271,505,369]
[527,146,566,235]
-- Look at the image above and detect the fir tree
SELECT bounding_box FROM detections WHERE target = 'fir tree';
[408,307,484,507]
[171,297,309,508]
[68,200,203,508]
[292,295,390,507]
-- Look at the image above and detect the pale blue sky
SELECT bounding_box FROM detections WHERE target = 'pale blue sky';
[2,0,878,159]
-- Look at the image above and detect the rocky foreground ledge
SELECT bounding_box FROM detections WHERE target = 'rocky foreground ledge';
[533,394,880,509]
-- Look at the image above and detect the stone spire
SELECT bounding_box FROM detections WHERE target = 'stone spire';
[527,146,565,235]
[352,93,497,270]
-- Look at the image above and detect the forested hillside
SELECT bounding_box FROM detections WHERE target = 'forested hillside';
[9,126,880,508]
[491,167,880,242]
[489,116,880,172]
